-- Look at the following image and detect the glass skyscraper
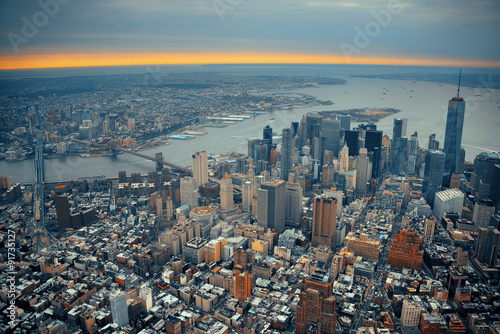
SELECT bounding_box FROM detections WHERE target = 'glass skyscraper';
[422,149,446,205]
[443,77,466,187]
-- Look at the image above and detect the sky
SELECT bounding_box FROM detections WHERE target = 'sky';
[0,0,499,69]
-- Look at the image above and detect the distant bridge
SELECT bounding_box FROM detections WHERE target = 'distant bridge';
[110,143,193,175]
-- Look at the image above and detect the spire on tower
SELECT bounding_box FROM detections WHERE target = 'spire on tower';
[456,69,462,99]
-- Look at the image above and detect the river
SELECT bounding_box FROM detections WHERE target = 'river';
[1,76,499,183]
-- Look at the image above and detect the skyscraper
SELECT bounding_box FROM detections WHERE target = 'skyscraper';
[339,115,351,131]
[407,134,418,175]
[311,195,337,247]
[392,118,407,141]
[285,182,303,228]
[365,130,383,178]
[232,269,253,302]
[54,193,71,228]
[257,180,286,233]
[443,72,466,186]
[281,128,293,181]
[428,133,440,150]
[296,271,336,334]
[475,226,500,267]
[263,125,273,162]
[344,130,359,157]
[340,143,349,172]
[305,113,324,141]
[110,290,129,328]
[422,149,446,205]
[355,148,369,196]
[180,177,199,209]
[192,150,208,188]
[220,172,233,210]
[138,284,153,312]
[320,118,341,157]
[391,136,408,175]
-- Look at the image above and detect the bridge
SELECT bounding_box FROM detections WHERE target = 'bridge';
[32,135,58,251]
[109,143,193,175]
[70,138,192,175]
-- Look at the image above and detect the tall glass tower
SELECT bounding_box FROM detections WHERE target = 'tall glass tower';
[443,71,466,187]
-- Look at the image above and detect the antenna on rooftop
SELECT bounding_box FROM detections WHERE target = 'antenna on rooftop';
[456,69,462,99]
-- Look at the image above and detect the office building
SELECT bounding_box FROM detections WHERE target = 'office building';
[257,180,286,233]
[263,125,273,161]
[476,226,500,267]
[443,75,466,186]
[391,136,408,175]
[344,130,360,157]
[54,193,71,228]
[320,118,341,157]
[232,269,253,302]
[428,133,439,150]
[180,177,199,210]
[365,130,383,178]
[220,172,233,210]
[340,143,349,172]
[311,195,337,247]
[424,216,436,244]
[470,152,500,205]
[184,237,207,264]
[296,271,336,334]
[281,128,293,181]
[355,148,369,196]
[344,232,381,261]
[473,200,495,229]
[110,290,129,328]
[339,115,351,131]
[192,150,208,188]
[138,284,153,312]
[433,189,464,221]
[242,180,253,212]
[205,238,227,264]
[387,230,423,270]
[393,118,407,141]
[285,182,303,228]
[401,296,422,327]
[0,176,11,189]
[422,149,446,205]
[305,113,324,141]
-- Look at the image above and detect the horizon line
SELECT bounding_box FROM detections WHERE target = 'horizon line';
[1,52,500,70]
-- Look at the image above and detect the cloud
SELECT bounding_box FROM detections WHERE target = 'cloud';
[0,0,498,66]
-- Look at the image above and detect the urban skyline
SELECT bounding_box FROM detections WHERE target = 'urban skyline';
[1,1,500,334]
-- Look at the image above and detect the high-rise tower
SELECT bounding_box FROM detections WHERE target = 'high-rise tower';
[192,150,208,188]
[393,118,407,141]
[365,130,383,178]
[422,149,446,205]
[311,195,337,247]
[355,148,369,196]
[220,172,233,210]
[443,71,466,187]
[281,128,293,181]
[257,180,286,233]
[110,290,129,328]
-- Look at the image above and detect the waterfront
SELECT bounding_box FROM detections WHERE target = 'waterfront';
[1,76,499,184]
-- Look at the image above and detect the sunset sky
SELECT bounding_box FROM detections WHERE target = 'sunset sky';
[1,0,499,70]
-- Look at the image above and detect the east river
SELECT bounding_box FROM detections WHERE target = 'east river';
[1,76,499,183]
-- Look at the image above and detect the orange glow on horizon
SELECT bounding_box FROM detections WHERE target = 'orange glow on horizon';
[1,52,499,70]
